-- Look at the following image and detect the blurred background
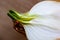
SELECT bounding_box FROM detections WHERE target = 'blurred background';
[0,0,60,40]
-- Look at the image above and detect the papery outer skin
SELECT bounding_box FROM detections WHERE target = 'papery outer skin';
[24,1,60,40]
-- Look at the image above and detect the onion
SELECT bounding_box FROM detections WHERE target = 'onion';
[24,1,60,40]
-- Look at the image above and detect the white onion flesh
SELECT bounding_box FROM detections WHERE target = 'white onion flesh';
[24,1,60,40]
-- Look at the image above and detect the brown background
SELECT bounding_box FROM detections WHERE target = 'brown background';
[0,0,42,40]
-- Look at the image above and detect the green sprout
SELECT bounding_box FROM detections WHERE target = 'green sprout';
[7,10,37,24]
